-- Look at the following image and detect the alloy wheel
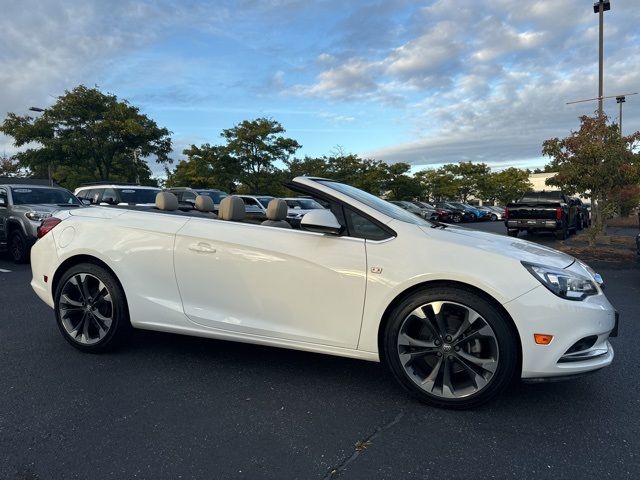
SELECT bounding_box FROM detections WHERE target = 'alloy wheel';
[58,273,114,345]
[397,301,499,399]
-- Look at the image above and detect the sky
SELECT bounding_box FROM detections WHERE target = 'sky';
[1,0,639,176]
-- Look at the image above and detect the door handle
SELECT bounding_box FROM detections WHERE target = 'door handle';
[188,242,217,254]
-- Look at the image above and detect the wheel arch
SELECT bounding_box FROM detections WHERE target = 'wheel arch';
[51,254,127,307]
[377,280,522,373]
[6,219,25,237]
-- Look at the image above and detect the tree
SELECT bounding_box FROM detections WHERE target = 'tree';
[415,169,458,201]
[382,162,422,200]
[483,168,533,205]
[222,118,300,193]
[0,85,173,190]
[440,161,491,202]
[166,144,240,192]
[0,155,27,177]
[542,114,640,240]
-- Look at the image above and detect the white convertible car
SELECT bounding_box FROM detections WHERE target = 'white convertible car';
[30,177,617,408]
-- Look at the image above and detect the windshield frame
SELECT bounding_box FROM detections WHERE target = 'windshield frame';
[315,180,439,228]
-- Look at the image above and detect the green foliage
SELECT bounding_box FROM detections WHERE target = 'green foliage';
[0,155,28,177]
[222,118,301,193]
[0,85,172,190]
[166,144,240,192]
[543,114,640,236]
[439,161,491,202]
[480,168,533,205]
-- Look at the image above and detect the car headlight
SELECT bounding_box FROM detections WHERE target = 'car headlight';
[577,260,604,286]
[522,261,598,301]
[25,211,52,222]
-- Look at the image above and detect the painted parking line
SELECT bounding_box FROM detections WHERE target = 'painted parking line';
[0,268,12,273]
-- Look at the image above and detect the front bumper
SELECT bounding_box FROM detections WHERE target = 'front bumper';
[504,285,617,379]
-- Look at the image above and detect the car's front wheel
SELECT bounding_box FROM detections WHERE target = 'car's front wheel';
[9,230,29,263]
[382,287,518,409]
[54,263,131,352]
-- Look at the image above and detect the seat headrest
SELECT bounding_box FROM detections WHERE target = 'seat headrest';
[156,191,178,211]
[219,195,246,221]
[266,198,288,220]
[195,195,214,212]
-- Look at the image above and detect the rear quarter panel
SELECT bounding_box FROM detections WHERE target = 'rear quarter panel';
[52,211,192,329]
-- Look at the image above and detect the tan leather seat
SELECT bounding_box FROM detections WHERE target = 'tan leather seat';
[262,199,291,229]
[195,195,217,218]
[155,191,178,211]
[218,195,246,221]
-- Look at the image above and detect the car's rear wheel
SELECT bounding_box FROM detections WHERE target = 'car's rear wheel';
[9,230,29,263]
[54,263,131,352]
[554,222,568,240]
[452,214,462,223]
[382,287,517,409]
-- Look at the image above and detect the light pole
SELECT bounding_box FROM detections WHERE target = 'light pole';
[593,1,611,117]
[28,106,52,186]
[616,95,625,134]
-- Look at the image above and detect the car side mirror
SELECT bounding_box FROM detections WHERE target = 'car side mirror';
[0,197,6,207]
[300,209,343,235]
[81,199,91,206]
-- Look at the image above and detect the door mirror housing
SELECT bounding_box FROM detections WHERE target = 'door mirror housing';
[81,199,91,206]
[300,209,343,235]
[0,197,6,207]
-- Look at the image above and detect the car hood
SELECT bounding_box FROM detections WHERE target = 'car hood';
[15,203,80,214]
[421,225,575,269]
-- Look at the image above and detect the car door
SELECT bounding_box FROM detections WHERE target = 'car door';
[173,218,367,349]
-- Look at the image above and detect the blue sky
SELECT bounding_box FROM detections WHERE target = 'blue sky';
[1,0,639,176]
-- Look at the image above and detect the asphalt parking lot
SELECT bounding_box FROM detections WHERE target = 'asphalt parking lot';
[1,223,639,480]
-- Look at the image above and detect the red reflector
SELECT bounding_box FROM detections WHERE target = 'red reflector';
[37,217,62,239]
[555,207,563,220]
[504,207,509,219]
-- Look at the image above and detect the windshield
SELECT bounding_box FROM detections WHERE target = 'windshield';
[117,188,161,204]
[317,180,432,226]
[257,197,274,208]
[198,191,228,204]
[11,187,80,206]
[287,198,323,210]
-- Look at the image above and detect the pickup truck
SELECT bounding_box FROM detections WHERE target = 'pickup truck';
[0,183,82,262]
[505,191,582,240]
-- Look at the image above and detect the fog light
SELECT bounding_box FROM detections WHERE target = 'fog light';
[534,334,554,345]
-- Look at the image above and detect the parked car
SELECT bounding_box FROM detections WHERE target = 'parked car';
[390,200,437,220]
[571,197,590,229]
[477,206,502,221]
[636,233,640,256]
[283,197,325,227]
[0,183,82,262]
[412,201,450,222]
[30,176,617,408]
[447,202,488,221]
[232,195,273,222]
[434,202,474,223]
[74,184,161,206]
[505,191,581,239]
[168,187,228,211]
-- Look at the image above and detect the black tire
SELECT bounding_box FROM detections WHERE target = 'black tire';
[452,214,462,223]
[9,229,29,263]
[381,287,518,409]
[490,214,498,222]
[507,229,518,237]
[554,222,568,240]
[54,263,131,353]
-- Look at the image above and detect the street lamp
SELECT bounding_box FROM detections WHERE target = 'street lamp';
[593,1,611,116]
[616,95,625,134]
[27,106,52,186]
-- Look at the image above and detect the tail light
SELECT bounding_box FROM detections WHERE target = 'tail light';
[504,207,509,219]
[37,217,62,239]
[555,207,563,220]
